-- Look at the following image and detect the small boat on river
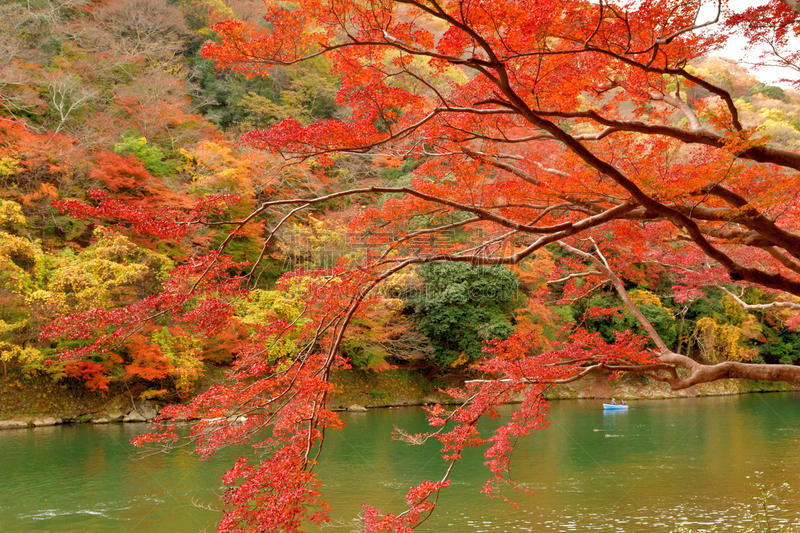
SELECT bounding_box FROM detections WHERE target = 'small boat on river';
[603,403,629,410]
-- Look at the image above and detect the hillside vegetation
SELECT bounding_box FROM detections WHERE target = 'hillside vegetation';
[2,0,800,405]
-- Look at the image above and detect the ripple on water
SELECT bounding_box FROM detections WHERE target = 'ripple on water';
[20,508,118,521]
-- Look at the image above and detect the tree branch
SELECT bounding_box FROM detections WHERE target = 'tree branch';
[717,285,800,311]
[558,241,800,389]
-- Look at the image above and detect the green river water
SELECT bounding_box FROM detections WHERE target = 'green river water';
[1,392,799,532]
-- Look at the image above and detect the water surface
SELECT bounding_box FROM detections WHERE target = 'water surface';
[1,392,799,532]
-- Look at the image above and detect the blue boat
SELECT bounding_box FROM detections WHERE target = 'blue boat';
[603,404,629,410]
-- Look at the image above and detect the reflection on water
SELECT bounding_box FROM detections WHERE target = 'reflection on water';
[1,392,799,532]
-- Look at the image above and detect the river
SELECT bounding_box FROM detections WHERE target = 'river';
[1,392,799,532]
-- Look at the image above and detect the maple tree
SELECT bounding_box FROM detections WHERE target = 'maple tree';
[196,1,800,366]
[15,0,800,531]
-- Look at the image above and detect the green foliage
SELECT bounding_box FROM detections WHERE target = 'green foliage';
[579,294,621,341]
[579,290,677,349]
[381,157,425,183]
[750,83,791,104]
[113,136,183,178]
[550,305,576,325]
[345,342,391,370]
[634,303,677,347]
[190,55,339,130]
[190,57,267,127]
[756,328,800,365]
[405,262,519,367]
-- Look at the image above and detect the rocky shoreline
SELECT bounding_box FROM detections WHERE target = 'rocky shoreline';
[1,368,797,430]
[0,398,161,430]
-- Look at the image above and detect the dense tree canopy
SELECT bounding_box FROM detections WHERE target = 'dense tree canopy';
[2,0,800,532]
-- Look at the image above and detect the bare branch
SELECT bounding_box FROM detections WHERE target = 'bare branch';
[717,285,800,311]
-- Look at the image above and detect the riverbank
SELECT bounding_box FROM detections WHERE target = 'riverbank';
[325,368,797,409]
[2,366,796,428]
[0,369,165,429]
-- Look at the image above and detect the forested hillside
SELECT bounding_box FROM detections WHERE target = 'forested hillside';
[2,0,800,400]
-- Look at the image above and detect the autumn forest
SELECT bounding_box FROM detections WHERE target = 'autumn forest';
[2,0,800,531]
